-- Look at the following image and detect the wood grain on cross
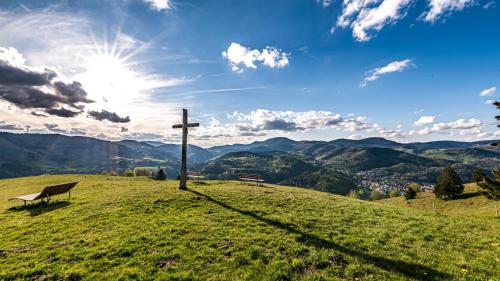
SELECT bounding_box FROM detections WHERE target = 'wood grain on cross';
[172,109,199,189]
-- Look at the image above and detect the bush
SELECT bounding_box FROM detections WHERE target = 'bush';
[472,169,485,183]
[347,189,360,199]
[388,189,400,198]
[407,183,421,193]
[133,167,153,177]
[369,190,385,201]
[155,169,166,180]
[433,167,464,199]
[479,169,500,200]
[123,170,134,177]
[403,186,417,200]
[108,171,118,176]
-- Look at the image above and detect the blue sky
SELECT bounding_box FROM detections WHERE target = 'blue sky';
[0,0,498,146]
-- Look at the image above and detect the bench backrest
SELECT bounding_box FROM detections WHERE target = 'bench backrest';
[40,182,78,197]
[188,171,202,176]
[239,173,262,179]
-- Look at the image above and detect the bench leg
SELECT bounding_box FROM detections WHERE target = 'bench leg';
[68,190,71,201]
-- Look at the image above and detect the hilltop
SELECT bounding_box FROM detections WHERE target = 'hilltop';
[0,175,498,280]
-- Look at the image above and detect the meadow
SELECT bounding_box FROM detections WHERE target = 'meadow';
[0,175,498,280]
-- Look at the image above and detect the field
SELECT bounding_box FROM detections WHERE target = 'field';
[0,175,499,280]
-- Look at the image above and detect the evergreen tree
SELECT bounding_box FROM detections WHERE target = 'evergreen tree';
[479,169,500,200]
[433,167,464,199]
[472,169,485,183]
[491,101,500,146]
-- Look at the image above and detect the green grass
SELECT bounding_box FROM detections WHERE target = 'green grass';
[0,175,499,280]
[381,184,500,218]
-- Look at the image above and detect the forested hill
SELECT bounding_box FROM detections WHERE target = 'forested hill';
[0,132,498,195]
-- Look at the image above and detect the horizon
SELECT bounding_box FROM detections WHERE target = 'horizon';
[0,0,499,146]
[2,131,498,148]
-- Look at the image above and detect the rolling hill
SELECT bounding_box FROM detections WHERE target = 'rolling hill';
[0,132,498,196]
[0,175,498,280]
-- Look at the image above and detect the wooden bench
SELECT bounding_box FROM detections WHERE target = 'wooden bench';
[238,173,264,186]
[187,171,205,183]
[9,182,78,206]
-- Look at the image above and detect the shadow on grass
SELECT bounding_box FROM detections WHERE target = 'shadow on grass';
[451,192,481,200]
[7,201,70,217]
[190,181,209,185]
[187,188,450,281]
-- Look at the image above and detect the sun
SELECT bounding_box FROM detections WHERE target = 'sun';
[79,51,139,103]
[72,32,164,107]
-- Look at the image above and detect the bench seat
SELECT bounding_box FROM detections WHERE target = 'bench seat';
[9,182,78,205]
[11,193,43,201]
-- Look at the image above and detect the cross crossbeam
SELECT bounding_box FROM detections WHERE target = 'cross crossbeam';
[172,109,199,189]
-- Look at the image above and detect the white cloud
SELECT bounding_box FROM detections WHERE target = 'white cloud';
[485,99,495,105]
[421,0,474,23]
[483,1,495,9]
[480,86,496,96]
[410,118,483,135]
[143,0,172,11]
[222,43,289,73]
[362,59,413,86]
[319,0,335,7]
[337,0,413,41]
[414,115,436,126]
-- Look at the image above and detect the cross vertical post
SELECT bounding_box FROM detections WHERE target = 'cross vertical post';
[172,109,200,190]
[180,109,188,189]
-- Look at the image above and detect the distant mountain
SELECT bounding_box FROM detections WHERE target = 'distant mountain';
[0,133,498,196]
[0,133,163,178]
[207,137,299,156]
[329,137,400,148]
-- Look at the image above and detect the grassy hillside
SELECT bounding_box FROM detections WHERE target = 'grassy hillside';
[380,183,500,218]
[0,175,499,280]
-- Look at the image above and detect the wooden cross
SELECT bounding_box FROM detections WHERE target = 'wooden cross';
[172,109,199,189]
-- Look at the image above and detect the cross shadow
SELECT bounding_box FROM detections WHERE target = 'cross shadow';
[7,201,71,217]
[187,189,450,280]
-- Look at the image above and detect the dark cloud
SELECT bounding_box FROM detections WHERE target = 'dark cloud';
[70,128,87,135]
[31,111,47,117]
[45,108,81,118]
[0,47,93,118]
[261,119,300,131]
[121,127,128,133]
[0,85,61,109]
[239,131,267,137]
[0,63,56,86]
[0,121,23,131]
[53,81,93,109]
[44,123,87,135]
[237,119,300,132]
[88,110,131,123]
